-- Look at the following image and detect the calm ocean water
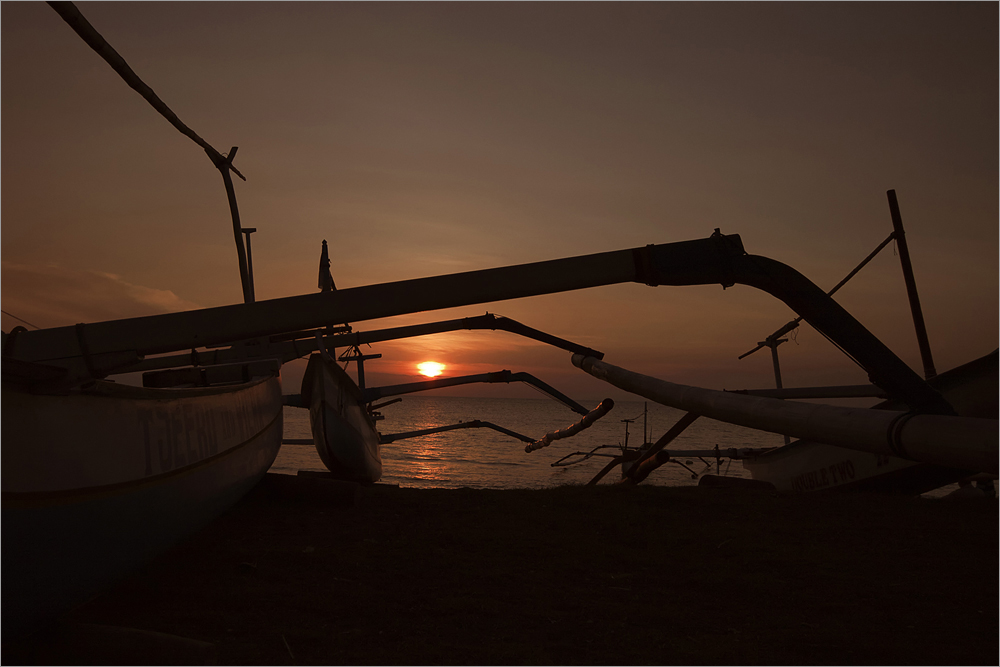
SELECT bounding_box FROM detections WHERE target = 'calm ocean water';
[270,396,779,489]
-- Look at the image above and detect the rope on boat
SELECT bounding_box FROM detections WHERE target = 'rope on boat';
[525,399,614,453]
[739,231,896,361]
[1,310,40,330]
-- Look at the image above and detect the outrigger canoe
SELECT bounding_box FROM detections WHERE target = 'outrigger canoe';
[300,353,382,483]
[2,367,283,634]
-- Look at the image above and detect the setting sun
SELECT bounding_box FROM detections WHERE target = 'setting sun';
[417,361,446,378]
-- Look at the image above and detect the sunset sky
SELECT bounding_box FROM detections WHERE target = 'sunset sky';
[2,2,997,403]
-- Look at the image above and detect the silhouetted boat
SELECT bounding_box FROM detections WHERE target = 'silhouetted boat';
[572,349,996,491]
[567,191,998,494]
[301,353,383,483]
[741,349,998,494]
[2,365,283,634]
[733,191,998,494]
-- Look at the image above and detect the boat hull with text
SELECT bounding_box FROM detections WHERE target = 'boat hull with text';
[1,374,283,633]
[741,350,998,493]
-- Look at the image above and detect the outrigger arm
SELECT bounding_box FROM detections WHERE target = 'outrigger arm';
[362,370,590,416]
[283,420,536,446]
[120,313,604,375]
[3,232,951,414]
[379,421,534,445]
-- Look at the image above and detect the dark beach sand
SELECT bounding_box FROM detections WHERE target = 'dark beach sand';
[6,474,998,665]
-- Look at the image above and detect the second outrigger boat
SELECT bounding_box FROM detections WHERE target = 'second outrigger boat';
[555,191,997,493]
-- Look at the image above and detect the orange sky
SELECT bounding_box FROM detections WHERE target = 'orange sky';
[2,3,997,402]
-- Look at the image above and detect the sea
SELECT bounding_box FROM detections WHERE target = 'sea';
[271,396,776,489]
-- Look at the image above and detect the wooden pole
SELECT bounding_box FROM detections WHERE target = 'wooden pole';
[623,411,701,484]
[47,2,253,302]
[242,228,257,303]
[765,336,791,445]
[886,190,936,379]
[47,2,244,180]
[220,148,252,303]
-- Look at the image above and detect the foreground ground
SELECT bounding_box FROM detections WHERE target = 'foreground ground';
[6,474,998,665]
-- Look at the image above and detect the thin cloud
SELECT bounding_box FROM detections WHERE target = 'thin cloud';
[1,263,201,331]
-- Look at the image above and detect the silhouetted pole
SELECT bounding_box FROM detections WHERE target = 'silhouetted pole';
[219,147,253,303]
[620,411,701,484]
[761,335,791,445]
[242,228,257,303]
[886,190,936,380]
[47,3,254,303]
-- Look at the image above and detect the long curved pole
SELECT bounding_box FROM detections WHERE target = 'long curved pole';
[6,232,951,414]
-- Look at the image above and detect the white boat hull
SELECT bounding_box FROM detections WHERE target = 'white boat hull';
[741,444,950,494]
[743,350,998,493]
[301,354,382,483]
[1,375,283,633]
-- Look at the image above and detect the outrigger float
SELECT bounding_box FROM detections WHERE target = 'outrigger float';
[4,1,997,637]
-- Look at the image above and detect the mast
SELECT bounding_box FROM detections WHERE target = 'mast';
[643,402,648,445]
[760,334,791,445]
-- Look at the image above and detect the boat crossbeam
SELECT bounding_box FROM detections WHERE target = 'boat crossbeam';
[525,399,615,453]
[112,313,603,377]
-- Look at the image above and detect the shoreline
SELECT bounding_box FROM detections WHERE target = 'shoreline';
[6,474,997,665]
